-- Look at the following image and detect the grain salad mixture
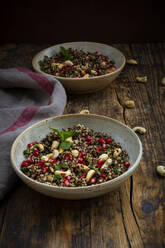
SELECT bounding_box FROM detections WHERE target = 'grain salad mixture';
[20,124,130,187]
[39,47,116,78]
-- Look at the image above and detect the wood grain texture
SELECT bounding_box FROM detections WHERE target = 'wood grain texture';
[0,43,164,248]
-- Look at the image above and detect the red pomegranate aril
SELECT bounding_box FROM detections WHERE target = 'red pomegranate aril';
[124,162,130,168]
[85,69,88,73]
[86,136,92,142]
[33,148,39,157]
[50,159,57,164]
[66,154,72,160]
[21,161,29,168]
[43,166,48,173]
[97,159,104,165]
[102,144,107,149]
[79,152,86,157]
[98,138,105,144]
[90,177,97,184]
[82,162,86,165]
[64,179,70,186]
[101,173,107,179]
[97,146,102,151]
[67,176,71,180]
[95,163,101,168]
[86,141,91,145]
[37,160,45,166]
[81,173,86,178]
[28,157,34,163]
[106,138,112,144]
[78,157,83,163]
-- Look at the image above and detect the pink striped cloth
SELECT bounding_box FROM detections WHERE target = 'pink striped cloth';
[0,68,67,200]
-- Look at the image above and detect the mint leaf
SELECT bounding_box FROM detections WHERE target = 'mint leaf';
[60,46,73,60]
[90,165,98,171]
[59,163,69,169]
[23,149,30,157]
[60,141,71,150]
[50,128,75,142]
[21,167,28,173]
[54,175,62,181]
[62,130,75,140]
[54,165,61,171]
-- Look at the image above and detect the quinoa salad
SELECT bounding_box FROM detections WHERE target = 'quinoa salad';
[20,124,130,187]
[39,47,116,78]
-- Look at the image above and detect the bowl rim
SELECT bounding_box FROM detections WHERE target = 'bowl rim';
[10,113,142,192]
[32,41,126,81]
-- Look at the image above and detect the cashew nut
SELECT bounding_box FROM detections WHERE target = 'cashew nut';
[101,158,112,170]
[37,144,44,152]
[83,74,90,78]
[49,166,54,173]
[86,169,95,183]
[156,165,165,177]
[55,170,71,177]
[136,76,147,83]
[41,155,49,162]
[53,149,59,158]
[59,147,64,153]
[80,109,90,114]
[125,100,135,109]
[132,126,146,134]
[65,137,73,143]
[71,149,79,157]
[113,148,122,158]
[64,60,73,66]
[77,164,90,173]
[46,153,54,159]
[161,77,165,86]
[99,153,109,161]
[126,59,137,65]
[51,140,60,150]
[47,175,54,182]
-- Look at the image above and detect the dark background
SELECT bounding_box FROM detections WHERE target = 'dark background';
[0,0,164,45]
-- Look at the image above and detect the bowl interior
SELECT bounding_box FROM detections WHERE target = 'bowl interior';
[12,114,142,178]
[33,42,125,75]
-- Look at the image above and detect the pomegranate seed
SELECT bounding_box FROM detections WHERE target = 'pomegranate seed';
[79,152,86,157]
[27,143,33,149]
[101,173,107,179]
[86,141,91,145]
[85,69,88,73]
[27,157,34,163]
[67,176,71,180]
[81,73,85,77]
[95,51,100,55]
[21,161,29,168]
[66,154,72,160]
[98,138,105,144]
[95,163,101,168]
[97,159,104,165]
[86,136,92,142]
[81,173,86,178]
[64,179,70,186]
[78,157,83,163]
[102,144,107,149]
[50,159,57,164]
[90,177,97,184]
[82,162,87,165]
[43,166,48,173]
[33,148,39,157]
[37,160,45,166]
[97,146,102,151]
[106,138,112,144]
[124,162,130,168]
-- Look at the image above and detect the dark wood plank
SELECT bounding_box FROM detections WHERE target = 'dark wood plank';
[0,43,164,248]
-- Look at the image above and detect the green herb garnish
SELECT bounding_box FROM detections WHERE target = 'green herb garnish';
[59,163,69,169]
[21,167,28,173]
[50,128,75,142]
[60,141,72,150]
[90,165,98,171]
[54,164,61,171]
[23,149,30,157]
[54,175,62,180]
[60,46,73,60]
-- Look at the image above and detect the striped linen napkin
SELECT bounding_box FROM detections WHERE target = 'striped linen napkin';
[0,67,67,200]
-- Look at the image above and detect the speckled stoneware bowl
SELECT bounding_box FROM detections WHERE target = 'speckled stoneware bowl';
[10,114,142,200]
[32,42,126,94]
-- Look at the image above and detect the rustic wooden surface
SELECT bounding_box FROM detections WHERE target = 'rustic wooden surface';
[0,43,165,248]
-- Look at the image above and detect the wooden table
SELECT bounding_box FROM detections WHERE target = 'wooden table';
[0,43,165,248]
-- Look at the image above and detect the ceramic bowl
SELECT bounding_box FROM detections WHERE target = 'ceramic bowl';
[10,114,142,200]
[32,42,126,94]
